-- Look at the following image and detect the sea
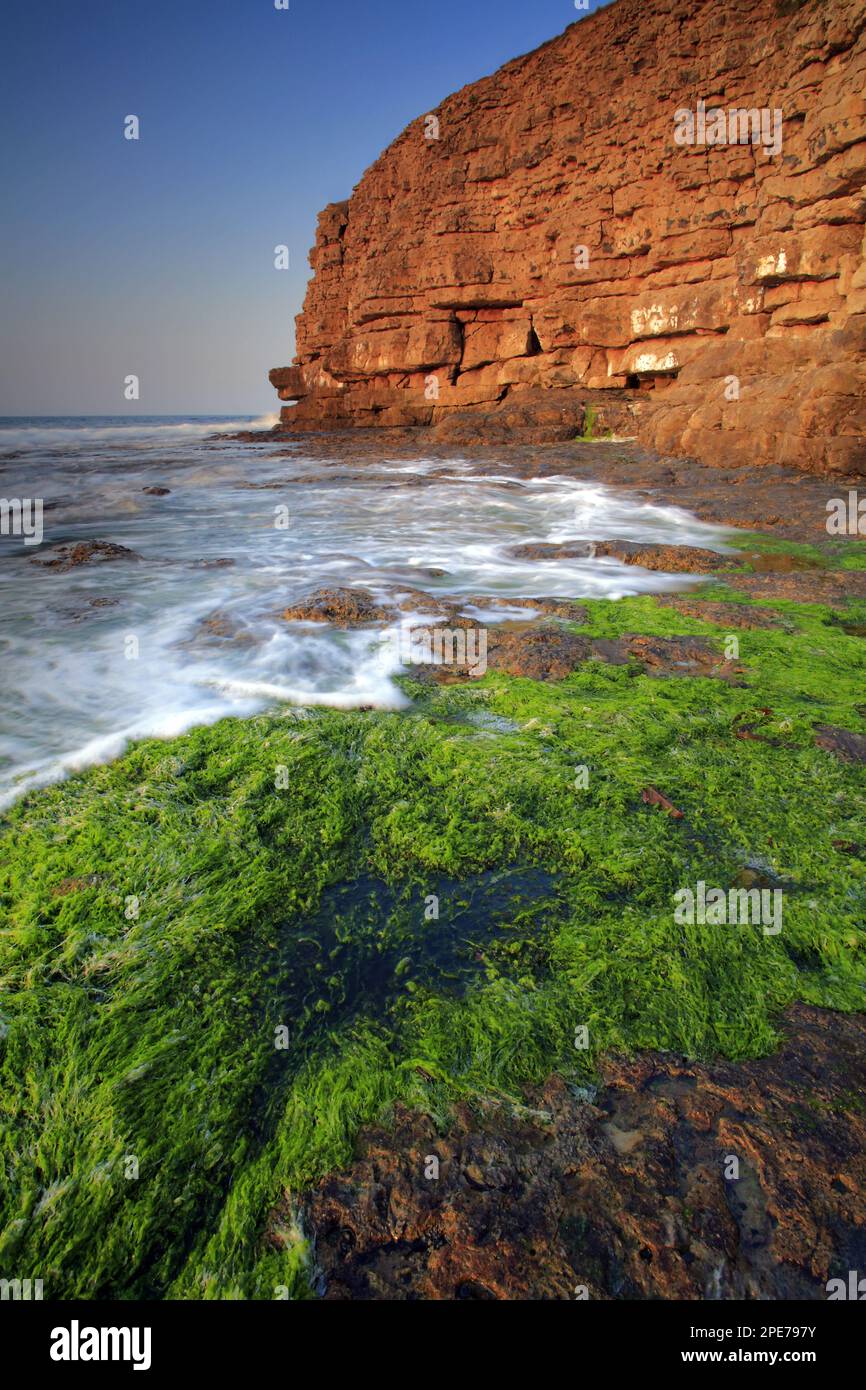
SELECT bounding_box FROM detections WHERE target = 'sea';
[0,415,734,808]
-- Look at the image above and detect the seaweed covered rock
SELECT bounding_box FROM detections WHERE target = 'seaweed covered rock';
[1,582,864,1300]
[302,1005,866,1301]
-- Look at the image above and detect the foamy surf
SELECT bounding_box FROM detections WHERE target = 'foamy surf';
[0,416,735,808]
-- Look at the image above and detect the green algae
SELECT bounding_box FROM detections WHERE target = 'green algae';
[576,404,612,441]
[720,530,866,572]
[1,588,865,1301]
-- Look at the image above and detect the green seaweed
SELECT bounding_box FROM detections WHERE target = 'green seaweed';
[1,588,864,1300]
[576,403,612,441]
[721,529,866,571]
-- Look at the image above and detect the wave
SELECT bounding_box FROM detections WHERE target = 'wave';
[0,425,736,811]
[0,415,279,452]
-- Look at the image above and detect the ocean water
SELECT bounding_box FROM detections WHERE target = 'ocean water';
[0,415,734,808]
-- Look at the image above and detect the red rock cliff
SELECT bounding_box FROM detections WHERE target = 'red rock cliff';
[270,0,866,475]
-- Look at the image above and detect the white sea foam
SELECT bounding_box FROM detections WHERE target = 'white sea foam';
[0,417,735,808]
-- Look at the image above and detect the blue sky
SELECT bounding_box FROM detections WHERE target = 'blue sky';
[0,0,609,415]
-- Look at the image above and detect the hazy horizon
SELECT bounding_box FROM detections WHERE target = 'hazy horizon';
[1,0,610,417]
[0,412,274,419]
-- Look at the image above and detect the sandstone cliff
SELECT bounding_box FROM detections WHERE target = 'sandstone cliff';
[270,0,866,476]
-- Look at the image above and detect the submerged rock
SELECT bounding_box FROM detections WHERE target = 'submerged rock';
[463,596,588,622]
[509,540,731,574]
[280,587,393,626]
[275,585,577,628]
[185,610,257,647]
[30,540,141,570]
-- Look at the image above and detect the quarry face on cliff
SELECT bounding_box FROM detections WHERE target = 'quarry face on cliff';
[271,0,866,477]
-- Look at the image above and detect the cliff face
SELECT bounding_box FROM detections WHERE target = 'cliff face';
[271,0,866,476]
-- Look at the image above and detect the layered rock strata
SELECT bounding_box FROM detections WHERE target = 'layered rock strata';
[270,0,866,475]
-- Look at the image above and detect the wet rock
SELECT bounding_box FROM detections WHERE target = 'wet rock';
[486,628,594,681]
[506,542,595,562]
[416,623,744,686]
[657,598,788,630]
[731,571,866,607]
[241,472,372,488]
[587,637,633,667]
[814,725,866,765]
[187,611,256,646]
[591,541,731,574]
[619,634,745,682]
[58,596,122,623]
[30,540,141,571]
[142,486,171,496]
[505,539,734,573]
[297,1005,866,1301]
[221,429,866,546]
[384,586,455,618]
[280,587,392,626]
[741,551,824,574]
[463,596,589,622]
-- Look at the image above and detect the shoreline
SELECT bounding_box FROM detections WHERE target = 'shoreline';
[2,431,865,1299]
[230,426,866,547]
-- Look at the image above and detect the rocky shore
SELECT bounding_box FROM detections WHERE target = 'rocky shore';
[3,419,864,1300]
[269,0,866,478]
[221,426,865,1300]
[3,0,865,1306]
[234,427,866,542]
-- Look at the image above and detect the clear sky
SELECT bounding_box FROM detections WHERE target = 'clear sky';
[0,0,609,416]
